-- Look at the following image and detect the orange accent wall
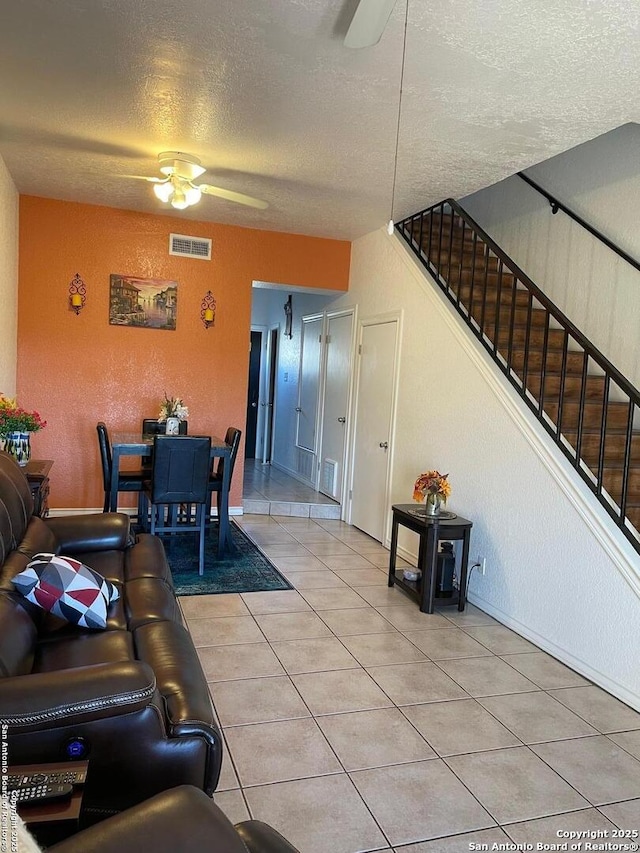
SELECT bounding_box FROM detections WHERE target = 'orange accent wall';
[17,196,350,510]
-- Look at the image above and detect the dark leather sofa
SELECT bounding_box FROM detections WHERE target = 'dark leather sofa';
[47,786,300,852]
[0,451,222,818]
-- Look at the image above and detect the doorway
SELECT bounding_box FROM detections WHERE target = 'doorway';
[262,326,278,463]
[246,325,279,462]
[349,314,401,543]
[245,330,262,459]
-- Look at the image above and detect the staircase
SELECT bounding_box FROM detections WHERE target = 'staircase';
[397,201,640,552]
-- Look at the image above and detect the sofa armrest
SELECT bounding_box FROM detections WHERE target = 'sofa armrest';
[48,787,259,853]
[45,513,132,553]
[0,661,156,731]
[235,821,301,853]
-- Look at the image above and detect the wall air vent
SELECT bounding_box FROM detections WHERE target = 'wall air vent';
[169,234,212,260]
[321,458,339,499]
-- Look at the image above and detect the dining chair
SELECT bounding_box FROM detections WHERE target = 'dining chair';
[141,419,188,483]
[96,422,145,516]
[143,435,212,575]
[207,427,242,552]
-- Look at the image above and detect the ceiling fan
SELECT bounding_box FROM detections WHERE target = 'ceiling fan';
[344,0,398,48]
[136,152,268,211]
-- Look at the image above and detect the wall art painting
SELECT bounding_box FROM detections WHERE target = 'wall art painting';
[109,275,178,330]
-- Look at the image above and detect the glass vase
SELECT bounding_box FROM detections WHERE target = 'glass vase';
[424,494,442,516]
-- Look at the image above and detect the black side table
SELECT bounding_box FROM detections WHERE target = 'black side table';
[25,459,53,518]
[388,504,472,614]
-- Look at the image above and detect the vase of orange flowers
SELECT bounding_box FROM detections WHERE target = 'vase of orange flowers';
[413,470,451,517]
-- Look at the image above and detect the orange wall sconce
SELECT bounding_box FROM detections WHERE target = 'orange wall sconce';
[201,290,216,329]
[68,273,86,315]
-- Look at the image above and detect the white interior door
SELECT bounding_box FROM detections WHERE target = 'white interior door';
[319,311,354,501]
[350,317,399,542]
[296,314,323,452]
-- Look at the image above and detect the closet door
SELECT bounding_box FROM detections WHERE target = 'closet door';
[296,314,323,454]
[350,316,399,542]
[318,310,354,501]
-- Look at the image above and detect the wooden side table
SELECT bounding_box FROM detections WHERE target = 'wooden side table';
[8,760,88,847]
[388,504,472,614]
[25,459,53,518]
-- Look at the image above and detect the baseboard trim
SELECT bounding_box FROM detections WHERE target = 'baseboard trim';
[468,590,640,713]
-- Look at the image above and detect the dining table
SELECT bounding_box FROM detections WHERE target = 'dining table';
[110,432,233,554]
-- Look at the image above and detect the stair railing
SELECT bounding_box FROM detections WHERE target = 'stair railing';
[396,199,640,552]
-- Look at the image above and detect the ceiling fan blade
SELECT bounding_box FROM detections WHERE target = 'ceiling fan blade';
[124,174,165,183]
[344,0,398,48]
[198,184,269,210]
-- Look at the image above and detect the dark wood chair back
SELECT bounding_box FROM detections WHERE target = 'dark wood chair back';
[214,427,242,484]
[151,435,211,504]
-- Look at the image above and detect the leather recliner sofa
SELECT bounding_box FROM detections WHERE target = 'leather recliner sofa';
[0,451,222,818]
[46,786,300,852]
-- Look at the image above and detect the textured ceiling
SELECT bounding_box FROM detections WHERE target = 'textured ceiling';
[1,0,639,240]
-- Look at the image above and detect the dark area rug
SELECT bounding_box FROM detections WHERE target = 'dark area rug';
[157,521,293,596]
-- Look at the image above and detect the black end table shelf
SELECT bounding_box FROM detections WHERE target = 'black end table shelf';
[25,459,53,518]
[388,504,472,614]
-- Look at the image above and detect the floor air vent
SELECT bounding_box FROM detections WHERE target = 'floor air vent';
[169,234,212,260]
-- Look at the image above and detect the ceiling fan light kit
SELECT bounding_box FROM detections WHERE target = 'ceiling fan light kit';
[145,151,268,212]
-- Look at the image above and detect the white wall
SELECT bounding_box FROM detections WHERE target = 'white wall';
[251,287,334,480]
[330,226,640,710]
[461,123,640,390]
[0,154,18,396]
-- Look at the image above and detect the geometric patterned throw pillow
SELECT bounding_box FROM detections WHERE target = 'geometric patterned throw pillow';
[13,553,120,630]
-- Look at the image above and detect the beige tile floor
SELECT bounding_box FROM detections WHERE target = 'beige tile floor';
[179,514,640,853]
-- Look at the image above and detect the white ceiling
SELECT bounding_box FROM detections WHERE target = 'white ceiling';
[1,0,639,240]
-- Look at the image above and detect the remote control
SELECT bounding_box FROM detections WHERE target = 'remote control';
[10,783,73,805]
[7,769,87,789]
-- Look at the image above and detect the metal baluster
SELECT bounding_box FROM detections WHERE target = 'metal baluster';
[507,273,518,369]
[468,231,478,320]
[447,209,455,295]
[522,288,533,390]
[556,330,569,437]
[478,242,490,339]
[492,259,504,358]
[437,204,445,284]
[574,351,589,466]
[456,220,465,309]
[537,310,550,415]
[597,375,611,497]
[619,398,635,524]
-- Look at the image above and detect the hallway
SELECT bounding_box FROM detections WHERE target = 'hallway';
[243,460,340,520]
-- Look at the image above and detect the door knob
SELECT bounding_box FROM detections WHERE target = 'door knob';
[295,407,302,412]
[379,441,389,449]
[251,402,258,408]
[337,417,346,423]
